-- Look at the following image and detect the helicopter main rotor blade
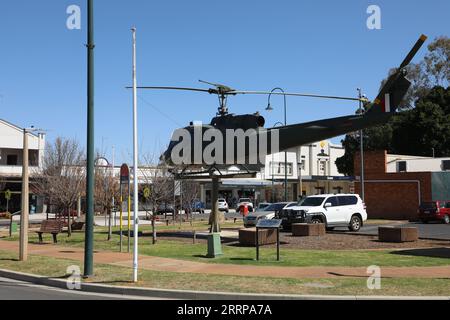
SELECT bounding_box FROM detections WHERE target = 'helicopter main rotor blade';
[126,86,213,93]
[127,86,365,102]
[228,91,365,102]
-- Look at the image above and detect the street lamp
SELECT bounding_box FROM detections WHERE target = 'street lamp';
[357,88,365,201]
[266,88,288,202]
[271,122,284,202]
[84,0,95,278]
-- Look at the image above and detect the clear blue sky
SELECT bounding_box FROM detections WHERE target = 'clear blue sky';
[0,0,448,164]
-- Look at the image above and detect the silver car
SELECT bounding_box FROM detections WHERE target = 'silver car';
[243,202,297,228]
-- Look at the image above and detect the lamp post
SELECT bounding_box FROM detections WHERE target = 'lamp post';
[84,0,95,278]
[271,122,284,202]
[357,88,365,201]
[266,88,288,202]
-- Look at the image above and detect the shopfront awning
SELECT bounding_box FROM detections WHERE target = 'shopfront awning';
[221,179,281,188]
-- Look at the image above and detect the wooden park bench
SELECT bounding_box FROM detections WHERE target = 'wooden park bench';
[36,220,64,244]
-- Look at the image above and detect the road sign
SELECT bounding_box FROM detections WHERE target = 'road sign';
[143,186,151,199]
[4,190,11,201]
[120,164,130,184]
[174,180,181,196]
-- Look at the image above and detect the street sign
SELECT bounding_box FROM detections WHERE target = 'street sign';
[4,190,11,201]
[174,180,181,196]
[256,219,282,229]
[120,164,130,184]
[143,186,151,199]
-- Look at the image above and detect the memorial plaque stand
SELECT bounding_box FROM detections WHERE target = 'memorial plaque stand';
[256,219,282,261]
[207,176,223,258]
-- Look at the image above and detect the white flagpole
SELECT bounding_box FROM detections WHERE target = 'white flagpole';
[131,27,139,282]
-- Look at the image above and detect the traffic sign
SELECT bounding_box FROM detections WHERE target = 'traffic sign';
[143,186,151,199]
[120,164,130,184]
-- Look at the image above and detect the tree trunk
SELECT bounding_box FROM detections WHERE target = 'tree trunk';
[107,207,112,241]
[67,207,72,237]
[152,215,157,245]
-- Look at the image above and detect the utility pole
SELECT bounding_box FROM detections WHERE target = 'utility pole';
[19,129,29,261]
[131,27,139,283]
[357,88,365,201]
[84,0,95,277]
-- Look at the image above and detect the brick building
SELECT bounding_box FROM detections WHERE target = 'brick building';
[354,150,450,220]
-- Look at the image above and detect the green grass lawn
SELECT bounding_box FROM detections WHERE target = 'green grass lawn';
[2,224,450,268]
[0,250,449,296]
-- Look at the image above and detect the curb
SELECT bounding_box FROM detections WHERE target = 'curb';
[1,269,449,300]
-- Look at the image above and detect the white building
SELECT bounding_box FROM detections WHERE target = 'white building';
[0,119,46,213]
[387,154,450,173]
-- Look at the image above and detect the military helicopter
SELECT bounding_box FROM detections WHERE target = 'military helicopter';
[133,35,427,177]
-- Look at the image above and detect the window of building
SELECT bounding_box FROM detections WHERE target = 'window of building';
[299,159,306,171]
[6,155,18,166]
[442,160,450,171]
[397,161,407,172]
[270,162,293,176]
[319,160,327,175]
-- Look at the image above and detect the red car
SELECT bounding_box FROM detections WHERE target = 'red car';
[418,201,450,224]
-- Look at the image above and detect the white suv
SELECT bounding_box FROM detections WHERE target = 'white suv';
[280,194,367,232]
[217,198,229,213]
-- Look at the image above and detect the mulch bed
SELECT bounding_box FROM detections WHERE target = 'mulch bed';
[155,230,450,251]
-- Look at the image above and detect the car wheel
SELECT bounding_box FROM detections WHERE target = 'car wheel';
[443,215,450,224]
[311,217,322,224]
[421,219,428,224]
[349,215,362,232]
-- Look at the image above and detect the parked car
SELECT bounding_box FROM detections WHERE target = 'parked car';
[244,202,296,228]
[237,198,254,212]
[256,203,271,211]
[217,198,229,213]
[155,203,175,215]
[279,194,367,232]
[418,201,450,224]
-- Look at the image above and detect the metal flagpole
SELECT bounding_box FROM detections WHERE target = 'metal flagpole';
[131,27,139,283]
[19,129,29,261]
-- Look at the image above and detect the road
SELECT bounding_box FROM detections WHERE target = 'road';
[337,222,450,240]
[0,277,166,300]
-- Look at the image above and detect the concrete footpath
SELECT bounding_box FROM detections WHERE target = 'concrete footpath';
[0,240,449,279]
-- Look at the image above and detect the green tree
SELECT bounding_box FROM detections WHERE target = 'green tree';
[391,86,450,157]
